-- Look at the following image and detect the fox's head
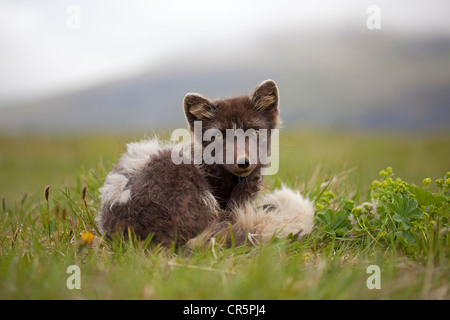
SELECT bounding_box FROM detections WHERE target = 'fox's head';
[183,80,280,177]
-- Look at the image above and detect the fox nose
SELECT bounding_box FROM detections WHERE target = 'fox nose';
[237,158,250,169]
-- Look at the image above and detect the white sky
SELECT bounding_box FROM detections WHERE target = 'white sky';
[0,0,449,106]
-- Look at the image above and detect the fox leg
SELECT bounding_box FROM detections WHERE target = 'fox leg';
[226,167,263,210]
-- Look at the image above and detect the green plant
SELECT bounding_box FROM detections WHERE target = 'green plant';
[315,167,449,255]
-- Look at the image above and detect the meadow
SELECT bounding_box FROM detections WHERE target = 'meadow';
[0,129,449,299]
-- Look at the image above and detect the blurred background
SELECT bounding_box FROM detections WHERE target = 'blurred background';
[1,0,449,133]
[0,0,449,200]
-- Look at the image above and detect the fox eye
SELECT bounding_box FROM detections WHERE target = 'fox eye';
[252,129,261,136]
[215,132,223,139]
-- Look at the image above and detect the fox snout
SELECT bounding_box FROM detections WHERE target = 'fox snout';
[237,157,250,169]
[226,154,258,177]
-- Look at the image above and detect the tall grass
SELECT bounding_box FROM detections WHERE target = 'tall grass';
[0,130,448,299]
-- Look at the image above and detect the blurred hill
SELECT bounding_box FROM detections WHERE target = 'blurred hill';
[1,30,449,134]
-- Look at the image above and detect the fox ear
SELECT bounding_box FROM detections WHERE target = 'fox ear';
[251,79,279,113]
[183,93,214,131]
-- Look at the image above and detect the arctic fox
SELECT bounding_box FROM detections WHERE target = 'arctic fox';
[96,80,314,246]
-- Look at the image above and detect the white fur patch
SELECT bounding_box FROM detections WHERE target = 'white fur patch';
[99,138,180,213]
[100,173,132,209]
[202,190,219,215]
[233,186,315,243]
[119,138,162,174]
[99,138,165,211]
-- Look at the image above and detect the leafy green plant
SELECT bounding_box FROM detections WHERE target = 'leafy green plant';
[315,168,449,252]
[315,209,352,236]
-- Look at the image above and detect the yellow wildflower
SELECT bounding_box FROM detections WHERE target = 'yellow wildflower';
[81,231,95,246]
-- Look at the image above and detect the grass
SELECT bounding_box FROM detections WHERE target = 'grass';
[0,129,449,299]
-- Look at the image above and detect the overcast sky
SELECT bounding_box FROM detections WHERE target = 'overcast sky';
[0,0,449,106]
